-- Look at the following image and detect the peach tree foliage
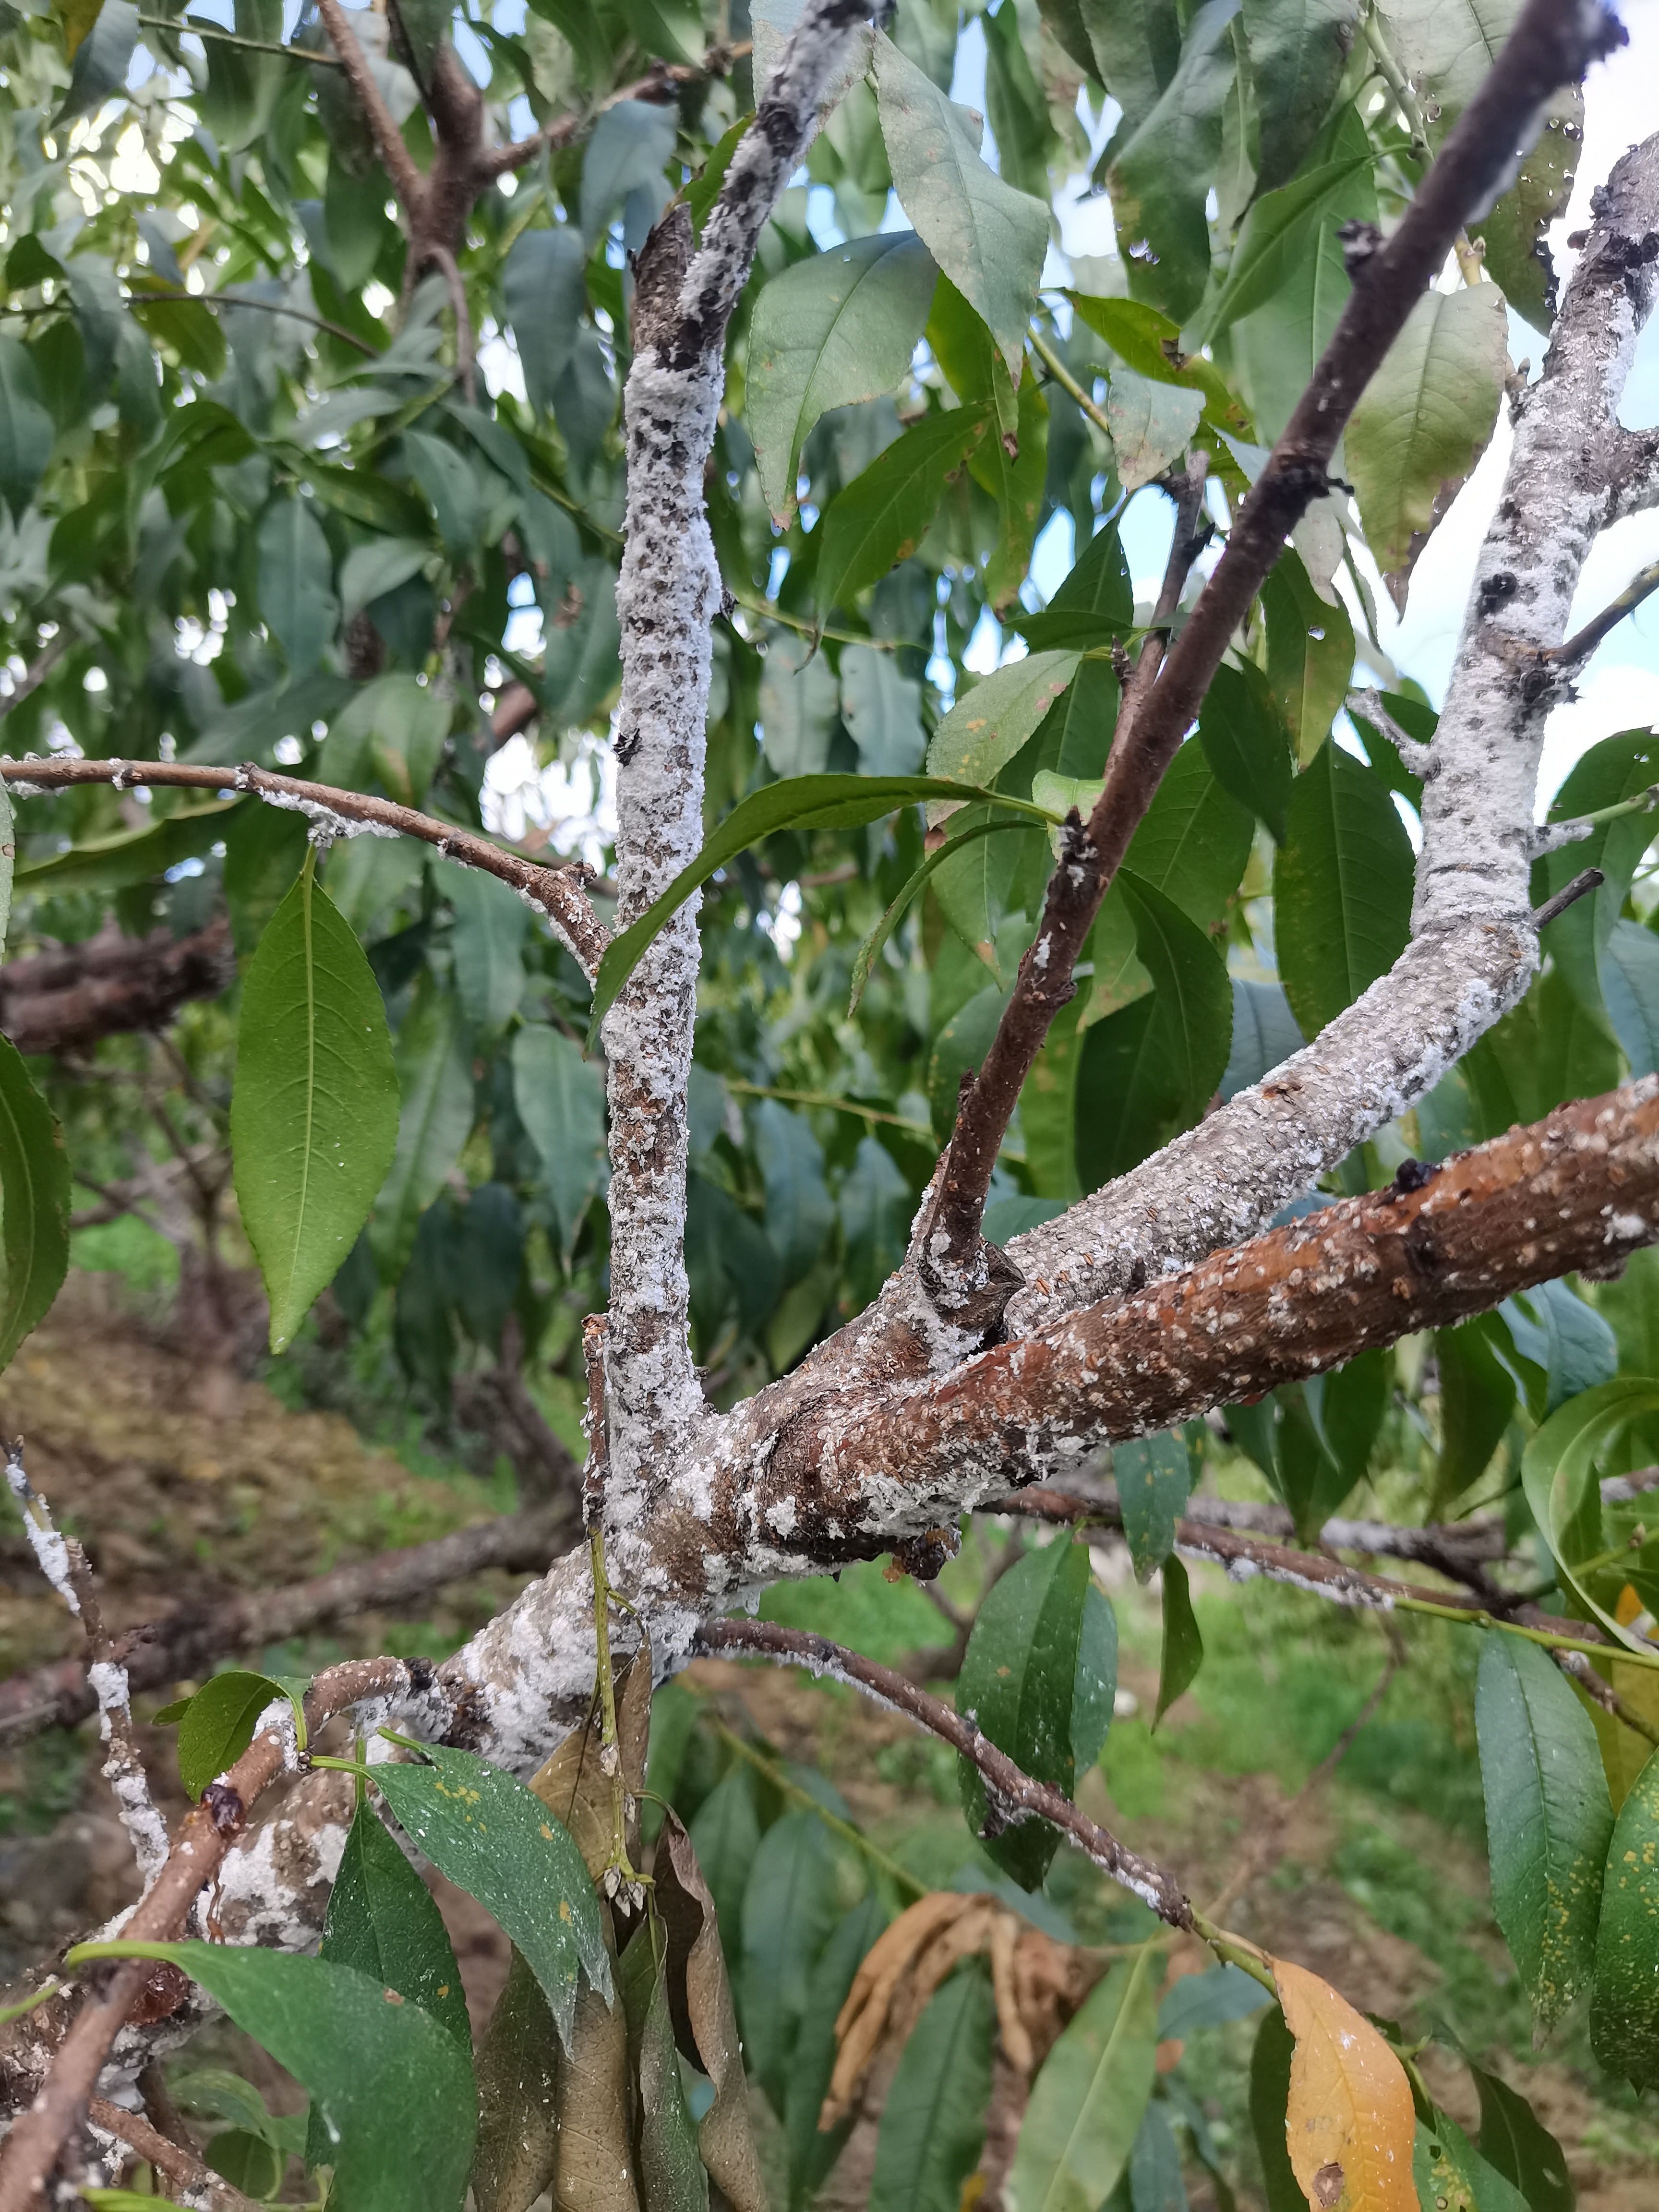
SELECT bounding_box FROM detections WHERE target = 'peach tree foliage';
[0,0,1657,2205]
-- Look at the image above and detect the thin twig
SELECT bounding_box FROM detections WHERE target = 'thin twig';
[1545,556,1659,665]
[86,2095,260,2212]
[1532,865,1604,929]
[0,757,608,977]
[129,277,380,358]
[312,0,429,218]
[138,11,343,64]
[1554,1648,1659,1745]
[1029,328,1113,445]
[0,1503,575,1739]
[480,43,754,180]
[697,1616,1197,1928]
[0,634,67,721]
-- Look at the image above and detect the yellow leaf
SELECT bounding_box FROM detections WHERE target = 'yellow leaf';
[57,0,106,59]
[1274,1958,1416,2212]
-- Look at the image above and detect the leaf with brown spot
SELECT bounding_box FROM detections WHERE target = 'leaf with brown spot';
[654,1811,769,2212]
[1274,1957,1416,2212]
[529,1638,652,1882]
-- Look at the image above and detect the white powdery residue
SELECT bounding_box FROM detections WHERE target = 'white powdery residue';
[1607,1212,1648,1242]
[87,1659,130,1722]
[5,1448,79,1614]
[253,1696,301,1774]
[258,787,402,848]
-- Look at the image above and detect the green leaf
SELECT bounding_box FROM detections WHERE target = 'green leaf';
[1241,0,1363,191]
[1467,2058,1575,2212]
[1595,1743,1659,2088]
[1115,1428,1191,1582]
[512,1021,608,1257]
[1155,1555,1204,1727]
[1157,1963,1271,2038]
[503,226,588,413]
[371,1741,612,2047]
[850,813,1028,1011]
[319,1797,470,2046]
[58,0,136,121]
[588,773,1049,1047]
[1071,1581,1118,1776]
[70,1941,476,2212]
[753,1097,834,1287]
[1520,1380,1659,1652]
[1005,1949,1158,2212]
[928,652,1082,786]
[1104,0,1240,323]
[404,428,483,557]
[1200,151,1374,341]
[1433,1316,1516,1507]
[1473,88,1583,335]
[224,800,308,956]
[974,377,1050,612]
[1220,978,1303,1099]
[579,96,678,241]
[0,1037,70,1375]
[840,1132,915,1303]
[369,971,474,1282]
[873,30,1049,379]
[1262,549,1355,767]
[817,404,993,616]
[1105,367,1204,493]
[1537,730,1659,1032]
[748,231,939,523]
[1128,2098,1186,2212]
[445,866,529,1031]
[0,335,54,519]
[1414,2113,1531,2212]
[1011,518,1134,652]
[1067,290,1252,444]
[739,1807,851,2116]
[786,1896,887,2209]
[759,627,842,777]
[174,1669,301,1800]
[1074,995,1183,1189]
[1599,918,1659,1076]
[1476,1631,1612,2034]
[256,495,339,678]
[931,800,1046,976]
[1198,659,1293,842]
[1116,870,1233,1114]
[868,1962,996,2212]
[842,642,926,774]
[957,1534,1091,1889]
[15,798,243,899]
[1347,285,1509,606]
[1248,2006,1304,2212]
[1125,740,1255,931]
[1273,738,1413,1039]
[1309,1346,1389,1487]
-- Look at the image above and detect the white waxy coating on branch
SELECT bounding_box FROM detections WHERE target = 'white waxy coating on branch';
[5,1443,79,1613]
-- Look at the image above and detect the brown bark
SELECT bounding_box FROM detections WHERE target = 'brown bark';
[0,919,235,1056]
[0,1503,575,1739]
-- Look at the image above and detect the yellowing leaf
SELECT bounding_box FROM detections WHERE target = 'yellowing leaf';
[1274,1958,1415,2212]
[57,0,106,59]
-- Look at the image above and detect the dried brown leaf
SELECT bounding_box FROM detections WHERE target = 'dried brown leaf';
[529,1636,653,1881]
[554,1974,640,2212]
[655,1811,768,2212]
[472,1947,560,2212]
[990,1910,1033,2076]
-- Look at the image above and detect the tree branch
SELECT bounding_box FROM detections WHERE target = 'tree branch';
[1544,555,1659,666]
[889,0,1628,1343]
[597,0,874,1527]
[86,2094,261,2212]
[0,759,608,977]
[0,917,234,1057]
[0,1502,575,1741]
[697,1617,1196,1929]
[918,454,1212,1312]
[311,0,429,222]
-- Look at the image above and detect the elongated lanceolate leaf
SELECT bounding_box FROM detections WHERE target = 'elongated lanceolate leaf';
[1273,738,1412,1040]
[1115,1427,1191,1581]
[1346,284,1508,607]
[513,1022,607,1255]
[927,651,1081,786]
[66,1941,476,2212]
[371,1741,612,2047]
[1476,1631,1612,2034]
[174,1669,304,1800]
[0,1036,69,1375]
[1155,1555,1204,1728]
[371,973,474,1280]
[1467,2057,1575,2212]
[1005,1949,1158,2212]
[816,404,992,616]
[868,1963,996,2212]
[748,231,938,522]
[957,1535,1092,1889]
[588,773,1055,1046]
[1275,1956,1415,2212]
[1521,1380,1659,1654]
[320,1798,470,2046]
[1104,0,1238,324]
[233,855,400,1349]
[1594,1743,1659,2089]
[872,32,1047,379]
